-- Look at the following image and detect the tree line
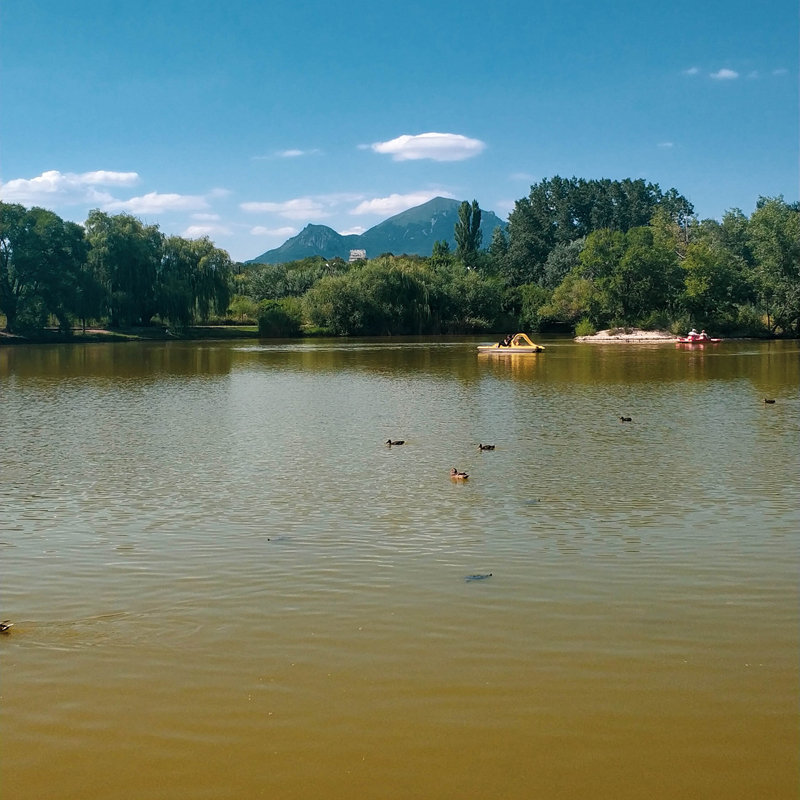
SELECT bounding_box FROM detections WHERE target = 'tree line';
[2,177,798,338]
[0,205,231,334]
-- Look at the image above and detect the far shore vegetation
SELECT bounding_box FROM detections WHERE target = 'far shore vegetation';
[2,177,798,343]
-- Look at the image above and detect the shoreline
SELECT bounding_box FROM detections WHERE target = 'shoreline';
[0,325,261,346]
[574,328,678,343]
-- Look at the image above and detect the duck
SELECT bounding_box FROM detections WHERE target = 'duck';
[478,443,496,451]
[0,621,13,634]
[386,439,405,446]
[619,416,632,422]
[450,468,469,480]
[764,398,776,404]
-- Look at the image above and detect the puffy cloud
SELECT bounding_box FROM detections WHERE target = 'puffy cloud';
[240,198,329,220]
[657,142,674,148]
[192,213,221,221]
[338,226,367,236]
[773,68,788,76]
[250,226,298,236]
[105,192,209,214]
[710,68,739,80]
[369,132,486,162]
[182,224,232,238]
[509,172,535,181]
[351,191,455,215]
[0,169,140,205]
[682,67,699,76]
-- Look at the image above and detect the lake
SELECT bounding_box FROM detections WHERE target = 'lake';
[1,336,798,799]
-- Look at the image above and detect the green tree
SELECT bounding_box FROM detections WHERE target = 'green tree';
[748,197,800,334]
[0,203,88,333]
[454,200,483,264]
[85,210,162,327]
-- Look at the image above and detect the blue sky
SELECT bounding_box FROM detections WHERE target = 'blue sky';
[1,0,797,261]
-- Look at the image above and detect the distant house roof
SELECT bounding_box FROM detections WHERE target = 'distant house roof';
[348,249,367,262]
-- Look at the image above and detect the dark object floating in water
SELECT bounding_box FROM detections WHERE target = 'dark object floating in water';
[619,416,632,422]
[386,439,405,446]
[0,621,13,634]
[450,468,469,480]
[478,443,496,451]
[764,399,776,404]
[466,574,492,581]
[524,499,540,505]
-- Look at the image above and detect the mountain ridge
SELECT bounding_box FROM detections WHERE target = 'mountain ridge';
[247,197,507,264]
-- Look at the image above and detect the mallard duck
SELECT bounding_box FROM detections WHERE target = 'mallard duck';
[619,416,632,422]
[0,621,13,634]
[450,468,469,480]
[478,443,496,451]
[764,398,776,404]
[386,439,405,446]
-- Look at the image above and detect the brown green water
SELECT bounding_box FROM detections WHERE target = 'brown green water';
[1,336,798,799]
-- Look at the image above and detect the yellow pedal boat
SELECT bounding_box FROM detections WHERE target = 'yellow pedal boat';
[477,333,545,354]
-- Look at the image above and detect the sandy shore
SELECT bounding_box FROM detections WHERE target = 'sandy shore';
[575,328,676,342]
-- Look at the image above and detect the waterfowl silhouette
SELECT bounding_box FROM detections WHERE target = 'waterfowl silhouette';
[764,399,776,404]
[619,416,632,422]
[386,439,405,446]
[0,621,13,634]
[478,443,496,451]
[450,469,469,480]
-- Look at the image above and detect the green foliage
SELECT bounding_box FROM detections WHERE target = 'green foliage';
[748,197,800,334]
[156,236,232,328]
[575,318,597,337]
[518,284,552,331]
[0,203,89,333]
[504,176,692,287]
[454,200,483,264]
[258,298,303,337]
[228,295,261,322]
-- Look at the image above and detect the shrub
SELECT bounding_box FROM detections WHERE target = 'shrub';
[575,318,597,337]
[257,298,303,337]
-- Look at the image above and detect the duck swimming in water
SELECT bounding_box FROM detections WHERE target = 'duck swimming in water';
[386,439,405,446]
[764,398,776,404]
[450,469,469,480]
[478,443,496,451]
[619,416,632,422]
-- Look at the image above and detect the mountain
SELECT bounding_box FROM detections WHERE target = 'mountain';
[247,197,507,264]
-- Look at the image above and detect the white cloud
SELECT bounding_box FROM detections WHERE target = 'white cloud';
[1,169,140,205]
[339,226,367,236]
[78,171,140,186]
[240,198,329,220]
[192,213,221,221]
[369,132,486,162]
[250,226,298,237]
[747,71,759,78]
[105,192,209,214]
[773,68,788,76]
[182,224,232,238]
[278,148,322,158]
[509,172,535,181]
[657,142,674,148]
[682,67,699,75]
[710,68,739,80]
[351,191,456,216]
[494,200,516,213]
